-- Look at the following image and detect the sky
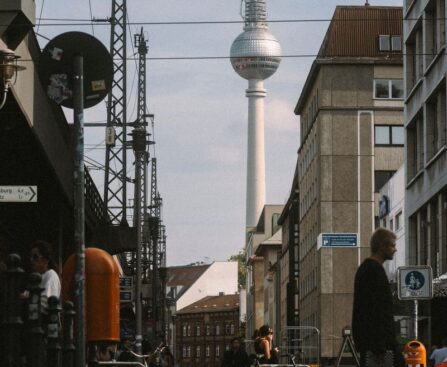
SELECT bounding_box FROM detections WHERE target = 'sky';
[34,0,401,266]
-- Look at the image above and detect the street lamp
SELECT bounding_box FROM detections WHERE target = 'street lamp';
[0,49,26,110]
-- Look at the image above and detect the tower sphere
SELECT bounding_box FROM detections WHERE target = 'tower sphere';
[230,28,282,80]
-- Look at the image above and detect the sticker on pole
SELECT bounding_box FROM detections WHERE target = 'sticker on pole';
[397,266,433,300]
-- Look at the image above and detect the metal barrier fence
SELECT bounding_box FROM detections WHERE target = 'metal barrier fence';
[0,253,76,367]
[280,326,320,367]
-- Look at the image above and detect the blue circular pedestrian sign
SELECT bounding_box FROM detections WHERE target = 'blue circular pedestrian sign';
[405,271,425,290]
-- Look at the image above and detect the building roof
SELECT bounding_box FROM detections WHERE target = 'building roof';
[318,6,403,58]
[295,5,403,114]
[166,264,210,287]
[177,294,240,314]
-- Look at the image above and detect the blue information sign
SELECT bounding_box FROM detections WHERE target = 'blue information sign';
[317,233,358,250]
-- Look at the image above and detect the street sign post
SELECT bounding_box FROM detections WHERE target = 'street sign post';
[397,266,433,340]
[0,186,37,202]
[317,233,358,250]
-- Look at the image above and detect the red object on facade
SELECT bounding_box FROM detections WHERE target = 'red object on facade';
[62,247,120,342]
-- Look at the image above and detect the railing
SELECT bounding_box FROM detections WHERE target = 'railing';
[85,167,109,224]
[0,253,76,367]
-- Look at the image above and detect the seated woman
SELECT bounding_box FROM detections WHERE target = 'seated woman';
[254,325,279,365]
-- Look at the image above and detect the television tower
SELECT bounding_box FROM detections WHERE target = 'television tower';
[230,0,281,228]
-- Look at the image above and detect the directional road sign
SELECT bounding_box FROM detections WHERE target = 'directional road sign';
[120,276,133,288]
[317,233,358,250]
[397,266,433,300]
[0,186,37,202]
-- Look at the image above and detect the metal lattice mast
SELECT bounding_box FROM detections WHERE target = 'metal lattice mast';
[133,29,152,280]
[104,0,128,225]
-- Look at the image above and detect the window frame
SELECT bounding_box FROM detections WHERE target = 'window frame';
[374,125,405,147]
[374,79,404,100]
[378,35,402,52]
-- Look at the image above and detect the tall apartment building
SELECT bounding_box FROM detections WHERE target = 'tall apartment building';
[294,6,404,360]
[403,0,447,345]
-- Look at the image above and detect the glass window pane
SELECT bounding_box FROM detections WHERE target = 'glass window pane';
[375,80,389,98]
[391,80,404,99]
[391,126,404,145]
[379,35,391,51]
[375,126,391,145]
[391,36,402,51]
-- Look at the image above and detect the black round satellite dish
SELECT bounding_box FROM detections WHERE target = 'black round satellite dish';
[39,31,112,109]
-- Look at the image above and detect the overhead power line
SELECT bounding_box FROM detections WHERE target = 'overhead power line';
[13,17,411,27]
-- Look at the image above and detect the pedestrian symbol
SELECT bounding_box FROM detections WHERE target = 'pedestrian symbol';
[405,271,424,290]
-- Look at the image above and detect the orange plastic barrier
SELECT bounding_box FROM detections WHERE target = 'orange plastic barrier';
[62,247,120,342]
[403,340,426,367]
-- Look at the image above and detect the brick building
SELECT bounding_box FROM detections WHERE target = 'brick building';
[175,294,241,367]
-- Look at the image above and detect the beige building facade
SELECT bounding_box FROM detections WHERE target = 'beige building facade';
[294,6,404,360]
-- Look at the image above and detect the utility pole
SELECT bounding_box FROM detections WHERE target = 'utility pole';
[104,0,128,225]
[133,28,149,356]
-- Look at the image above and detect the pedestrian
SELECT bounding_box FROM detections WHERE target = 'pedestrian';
[29,240,61,312]
[430,338,447,367]
[352,228,404,367]
[254,325,279,365]
[222,337,250,367]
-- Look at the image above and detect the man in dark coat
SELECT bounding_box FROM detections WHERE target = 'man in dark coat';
[222,337,250,367]
[352,228,404,367]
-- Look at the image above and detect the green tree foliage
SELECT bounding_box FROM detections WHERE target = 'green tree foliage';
[228,250,247,290]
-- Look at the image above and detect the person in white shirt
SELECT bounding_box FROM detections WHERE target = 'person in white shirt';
[29,241,61,312]
[430,339,447,367]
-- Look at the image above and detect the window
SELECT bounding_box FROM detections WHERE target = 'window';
[374,171,396,192]
[182,347,187,358]
[196,346,201,358]
[390,218,394,231]
[374,125,404,146]
[391,36,402,51]
[379,35,390,51]
[206,345,210,357]
[407,116,424,179]
[182,325,187,337]
[230,324,235,335]
[196,325,200,336]
[405,27,423,91]
[187,346,191,358]
[426,86,446,160]
[206,324,210,336]
[225,324,231,335]
[379,35,402,51]
[374,79,404,99]
[425,0,446,65]
[395,211,402,230]
[187,325,191,336]
[215,324,220,336]
[216,345,220,357]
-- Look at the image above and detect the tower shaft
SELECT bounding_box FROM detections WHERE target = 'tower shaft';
[246,79,266,227]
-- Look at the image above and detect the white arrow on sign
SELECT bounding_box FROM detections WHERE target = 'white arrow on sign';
[0,186,37,202]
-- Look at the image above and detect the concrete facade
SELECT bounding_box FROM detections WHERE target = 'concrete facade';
[403,0,447,346]
[245,204,283,341]
[294,6,404,360]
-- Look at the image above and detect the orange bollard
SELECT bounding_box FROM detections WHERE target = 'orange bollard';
[62,247,120,342]
[403,341,426,367]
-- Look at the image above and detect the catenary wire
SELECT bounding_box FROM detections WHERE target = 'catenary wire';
[88,0,95,35]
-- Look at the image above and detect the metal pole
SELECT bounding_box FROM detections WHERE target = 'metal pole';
[414,299,418,340]
[73,54,86,367]
[133,128,146,357]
